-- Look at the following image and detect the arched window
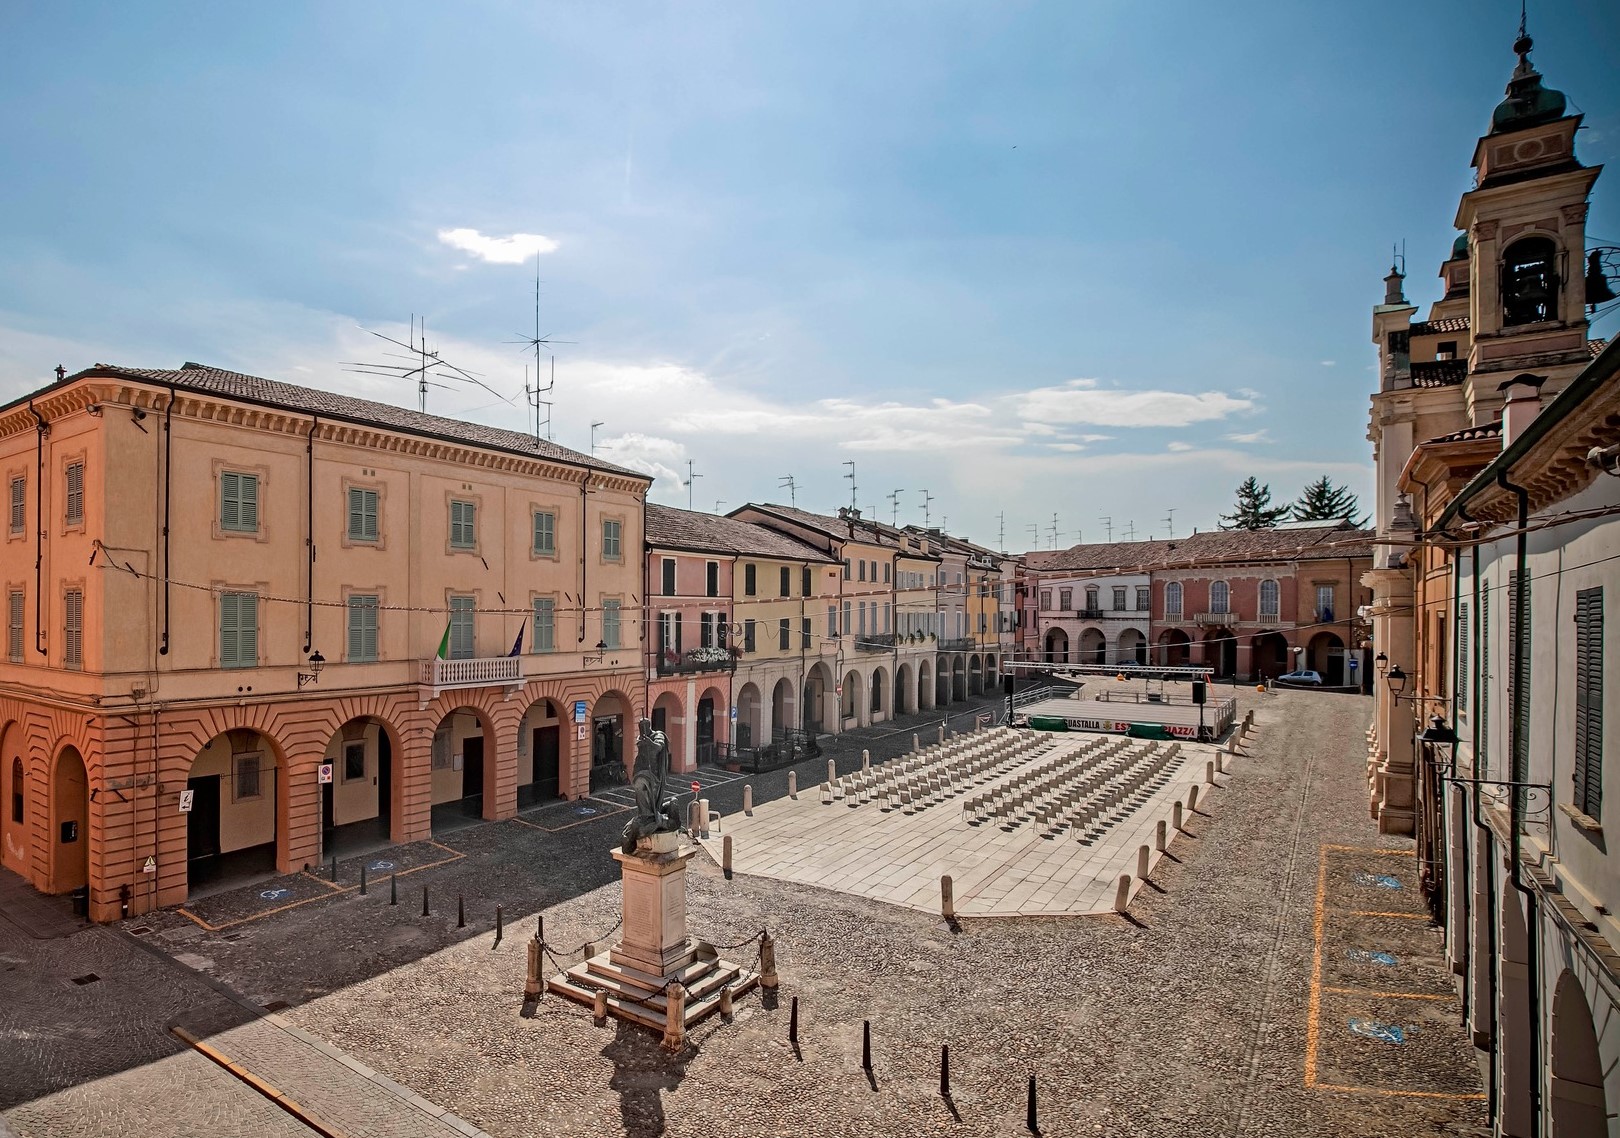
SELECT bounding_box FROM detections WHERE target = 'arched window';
[10,757,21,824]
[1210,580,1230,615]
[1502,236,1558,326]
[1165,582,1183,617]
[1259,579,1280,619]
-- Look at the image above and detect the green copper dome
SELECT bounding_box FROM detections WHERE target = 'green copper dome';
[1451,232,1469,260]
[1490,34,1567,134]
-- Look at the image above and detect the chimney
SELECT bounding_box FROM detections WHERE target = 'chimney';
[1499,373,1548,448]
[1383,263,1407,306]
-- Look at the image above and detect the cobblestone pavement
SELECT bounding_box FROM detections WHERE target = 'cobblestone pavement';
[4,688,1488,1135]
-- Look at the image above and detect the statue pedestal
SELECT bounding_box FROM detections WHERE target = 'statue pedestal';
[547,832,759,1043]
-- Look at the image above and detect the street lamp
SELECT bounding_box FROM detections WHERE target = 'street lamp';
[1375,651,1388,678]
[1385,663,1407,697]
[297,650,326,689]
[1419,714,1458,746]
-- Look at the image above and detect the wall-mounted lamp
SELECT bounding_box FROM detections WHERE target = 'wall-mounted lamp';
[1375,651,1388,678]
[583,640,608,666]
[1385,663,1407,696]
[1419,714,1458,746]
[297,650,326,688]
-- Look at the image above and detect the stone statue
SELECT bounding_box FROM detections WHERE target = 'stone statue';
[621,718,683,853]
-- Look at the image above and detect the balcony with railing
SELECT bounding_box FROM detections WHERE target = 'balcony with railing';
[855,633,897,651]
[655,648,735,676]
[938,637,975,652]
[419,655,524,692]
[1192,612,1236,627]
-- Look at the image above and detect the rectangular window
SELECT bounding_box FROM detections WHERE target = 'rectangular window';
[7,590,21,663]
[885,602,892,633]
[743,619,756,653]
[1136,587,1150,612]
[448,596,475,659]
[802,566,812,597]
[883,563,891,583]
[1040,590,1052,611]
[449,500,476,549]
[63,589,82,669]
[843,559,851,580]
[707,561,719,598]
[1086,586,1100,611]
[533,597,555,652]
[9,477,23,534]
[233,754,262,801]
[778,617,790,650]
[602,599,622,649]
[842,601,851,635]
[858,602,866,636]
[1059,588,1072,611]
[601,519,622,560]
[65,462,83,526]
[745,563,757,596]
[348,487,379,542]
[1166,582,1182,617]
[658,611,677,653]
[858,560,866,582]
[220,591,259,668]
[1573,587,1603,821]
[1316,585,1335,621]
[343,742,366,782]
[1113,587,1127,611]
[980,611,988,634]
[662,558,677,596]
[827,605,837,639]
[1457,601,1469,713]
[347,594,379,662]
[780,566,791,597]
[801,617,812,649]
[219,471,258,533]
[533,510,556,555]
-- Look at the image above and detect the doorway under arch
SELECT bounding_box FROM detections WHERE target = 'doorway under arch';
[50,745,89,895]
[320,716,398,858]
[870,666,887,720]
[1551,970,1609,1137]
[1,721,31,880]
[896,662,914,715]
[841,671,863,726]
[968,655,982,696]
[1157,629,1191,667]
[1079,628,1107,665]
[519,699,568,807]
[802,664,832,736]
[917,659,934,712]
[736,682,762,750]
[1044,627,1069,664]
[1250,632,1291,681]
[771,678,794,742]
[590,691,632,791]
[185,728,284,895]
[430,707,496,832]
[1117,628,1148,666]
[1203,628,1237,679]
[1308,631,1346,684]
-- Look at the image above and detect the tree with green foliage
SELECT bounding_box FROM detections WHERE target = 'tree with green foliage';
[1291,476,1366,526]
[1219,477,1292,530]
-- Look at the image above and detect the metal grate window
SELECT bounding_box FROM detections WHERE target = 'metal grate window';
[233,754,262,801]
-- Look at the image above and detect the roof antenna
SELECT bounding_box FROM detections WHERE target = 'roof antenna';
[778,474,797,506]
[345,314,508,414]
[684,461,701,511]
[997,510,1006,554]
[888,489,905,526]
[1164,508,1176,538]
[1123,520,1137,541]
[508,256,575,444]
[842,460,857,511]
[1100,515,1113,542]
[920,488,934,528]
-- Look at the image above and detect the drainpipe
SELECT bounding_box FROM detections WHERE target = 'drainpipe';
[27,400,48,656]
[158,387,174,656]
[1497,467,1541,1137]
[1464,534,1499,1121]
[1450,544,1470,1022]
[578,474,590,644]
[303,417,317,654]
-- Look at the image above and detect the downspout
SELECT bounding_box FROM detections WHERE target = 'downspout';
[303,417,317,654]
[158,387,174,656]
[578,474,590,645]
[27,401,48,656]
[1450,544,1470,1024]
[1497,467,1540,1137]
[1466,535,1499,1122]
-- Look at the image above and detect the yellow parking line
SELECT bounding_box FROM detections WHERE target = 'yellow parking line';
[1305,848,1328,1085]
[175,850,468,932]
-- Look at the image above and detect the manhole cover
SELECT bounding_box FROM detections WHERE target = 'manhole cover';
[70,974,101,986]
[128,926,152,936]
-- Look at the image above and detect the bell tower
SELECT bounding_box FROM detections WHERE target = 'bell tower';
[1455,22,1602,424]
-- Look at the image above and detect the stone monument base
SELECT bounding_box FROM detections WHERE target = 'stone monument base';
[547,830,759,1037]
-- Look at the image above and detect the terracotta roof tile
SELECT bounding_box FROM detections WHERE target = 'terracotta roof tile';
[70,363,646,479]
[1410,359,1468,387]
[1426,420,1503,445]
[645,504,836,561]
[1591,338,1609,359]
[1021,522,1374,574]
[1410,315,1470,335]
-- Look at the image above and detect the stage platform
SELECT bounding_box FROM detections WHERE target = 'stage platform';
[1014,691,1235,741]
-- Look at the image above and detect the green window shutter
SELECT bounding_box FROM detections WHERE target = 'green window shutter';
[534,511,554,554]
[239,474,257,530]
[449,596,474,658]
[65,463,84,525]
[533,598,554,652]
[1480,588,1490,774]
[1509,571,1531,784]
[239,593,258,666]
[348,488,380,541]
[450,501,476,548]
[64,590,82,667]
[348,595,378,662]
[1574,588,1604,820]
[1457,602,1469,713]
[221,592,257,667]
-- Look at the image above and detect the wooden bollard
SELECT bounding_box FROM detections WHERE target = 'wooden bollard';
[862,749,870,770]
[593,989,608,1026]
[1173,802,1184,831]
[1155,819,1168,851]
[663,983,687,1050]
[1113,873,1132,913]
[1136,844,1150,880]
[723,835,733,879]
[524,934,542,1000]
[788,770,798,799]
[759,932,779,989]
[743,784,754,816]
[940,874,954,919]
[718,983,734,1019]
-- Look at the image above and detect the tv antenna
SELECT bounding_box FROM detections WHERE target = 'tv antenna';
[344,314,510,414]
[888,489,905,526]
[997,511,1006,554]
[778,474,797,507]
[842,461,857,511]
[1026,522,1039,547]
[1123,520,1137,541]
[1099,515,1113,542]
[684,461,702,511]
[1164,508,1176,538]
[920,488,934,528]
[591,421,607,456]
[508,257,575,441]
[714,499,725,514]
[1049,514,1061,549]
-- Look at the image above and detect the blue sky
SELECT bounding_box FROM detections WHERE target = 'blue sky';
[1,1,1616,549]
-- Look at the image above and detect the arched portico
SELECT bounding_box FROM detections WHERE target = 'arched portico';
[1044,628,1069,664]
[1117,628,1147,666]
[870,666,888,722]
[1499,883,1533,1138]
[1203,628,1237,679]
[1551,970,1608,1137]
[736,682,762,750]
[320,715,401,857]
[517,698,569,806]
[1157,628,1191,667]
[184,727,287,895]
[896,662,914,715]
[49,745,89,895]
[696,684,725,764]
[951,656,967,701]
[1079,627,1107,665]
[1308,631,1346,684]
[589,690,632,790]
[802,664,833,736]
[1251,632,1291,681]
[918,658,935,712]
[1,720,32,881]
[429,707,498,831]
[771,678,794,741]
[968,655,982,696]
[841,671,863,728]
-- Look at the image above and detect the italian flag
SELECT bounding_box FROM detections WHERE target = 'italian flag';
[435,619,452,660]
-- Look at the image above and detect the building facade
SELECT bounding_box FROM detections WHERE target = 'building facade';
[0,363,649,920]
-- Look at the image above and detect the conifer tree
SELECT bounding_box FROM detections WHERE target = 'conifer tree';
[1219,477,1291,530]
[1291,476,1366,526]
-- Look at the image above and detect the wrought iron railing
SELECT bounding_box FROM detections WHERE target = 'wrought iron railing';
[855,633,897,651]
[655,652,733,676]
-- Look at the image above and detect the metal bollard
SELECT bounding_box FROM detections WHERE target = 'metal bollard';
[389,872,397,905]
[940,874,954,920]
[422,886,430,917]
[330,856,338,882]
[759,931,779,989]
[699,798,711,839]
[495,905,503,947]
[687,800,700,836]
[789,996,799,1046]
[723,835,733,879]
[862,1020,872,1073]
[940,1043,951,1098]
[457,894,466,929]
[1027,1074,1038,1133]
[359,863,368,896]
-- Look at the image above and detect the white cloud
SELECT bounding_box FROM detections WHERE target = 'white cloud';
[1320,360,1336,367]
[1224,429,1272,445]
[437,227,560,264]
[1166,440,1194,452]
[1046,442,1086,452]
[1014,379,1255,428]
